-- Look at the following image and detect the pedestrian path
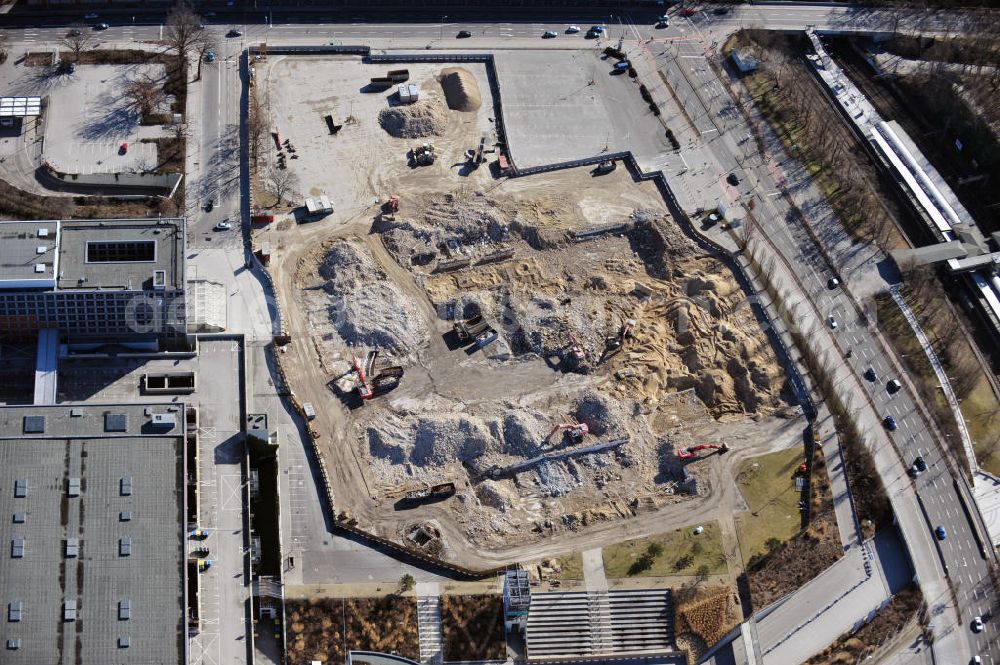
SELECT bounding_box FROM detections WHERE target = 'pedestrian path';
[416,582,443,665]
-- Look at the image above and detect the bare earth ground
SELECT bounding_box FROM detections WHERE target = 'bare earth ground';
[259,54,804,569]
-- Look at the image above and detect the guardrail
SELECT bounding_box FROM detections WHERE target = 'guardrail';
[250,45,371,56]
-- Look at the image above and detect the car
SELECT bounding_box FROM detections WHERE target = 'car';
[909,455,926,477]
[658,14,670,21]
[226,28,242,38]
[590,25,606,33]
[827,277,840,289]
[973,616,984,632]
[656,20,669,28]
[614,61,631,70]
[118,142,128,155]
[94,22,109,30]
[726,172,740,186]
[456,30,472,38]
[67,29,82,37]
[190,529,209,540]
[884,415,897,431]
[204,200,214,213]
[542,30,557,38]
[972,656,982,664]
[680,7,697,16]
[887,378,902,393]
[205,50,216,62]
[864,366,878,382]
[84,12,99,19]
[566,25,581,33]
[214,221,232,231]
[828,315,837,329]
[198,558,213,572]
[935,525,946,540]
[713,7,730,15]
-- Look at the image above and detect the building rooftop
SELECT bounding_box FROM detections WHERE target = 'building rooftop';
[0,403,186,665]
[0,218,184,292]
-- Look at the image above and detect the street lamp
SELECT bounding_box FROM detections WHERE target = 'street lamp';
[440,15,447,40]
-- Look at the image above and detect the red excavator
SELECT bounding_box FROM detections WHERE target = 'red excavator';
[568,333,587,361]
[382,195,400,221]
[677,443,729,460]
[353,354,374,400]
[546,420,589,444]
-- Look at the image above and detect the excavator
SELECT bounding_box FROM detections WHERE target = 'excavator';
[603,318,637,359]
[352,350,404,402]
[567,333,587,362]
[677,443,729,460]
[382,195,400,221]
[546,419,589,444]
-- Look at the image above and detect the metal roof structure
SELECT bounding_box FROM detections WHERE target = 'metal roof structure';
[0,403,186,665]
[0,97,41,118]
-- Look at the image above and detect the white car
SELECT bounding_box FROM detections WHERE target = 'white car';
[542,30,557,38]
[973,616,984,632]
[566,25,581,33]
[214,221,232,231]
[828,316,837,329]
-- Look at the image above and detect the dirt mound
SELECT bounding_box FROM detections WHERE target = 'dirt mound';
[378,97,448,138]
[316,241,428,354]
[439,67,482,112]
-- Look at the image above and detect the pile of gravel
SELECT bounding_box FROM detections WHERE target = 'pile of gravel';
[378,97,448,138]
[317,241,427,354]
[439,67,482,112]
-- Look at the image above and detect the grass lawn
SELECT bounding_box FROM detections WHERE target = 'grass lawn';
[602,523,726,579]
[734,447,806,565]
[962,374,1000,476]
[551,553,584,580]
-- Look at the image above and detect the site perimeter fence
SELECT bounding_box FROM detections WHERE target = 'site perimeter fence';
[247,45,822,585]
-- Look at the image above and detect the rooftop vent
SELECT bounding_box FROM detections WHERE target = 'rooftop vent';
[70,408,83,418]
[119,537,131,557]
[120,477,132,497]
[65,538,78,558]
[22,416,44,434]
[118,599,130,621]
[8,601,21,622]
[14,479,26,498]
[12,513,25,524]
[153,269,166,291]
[119,511,132,522]
[151,413,176,428]
[11,539,25,558]
[67,478,80,498]
[104,413,128,432]
[118,635,130,649]
[34,264,45,273]
[6,638,20,650]
[37,228,48,238]
[35,245,46,255]
[63,600,76,621]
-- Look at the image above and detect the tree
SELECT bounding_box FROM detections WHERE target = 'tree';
[398,574,415,594]
[123,73,167,117]
[192,29,217,82]
[164,1,204,77]
[673,554,694,571]
[61,25,94,64]
[765,537,783,552]
[248,90,268,163]
[695,564,711,582]
[0,31,9,64]
[266,166,299,207]
[646,542,665,558]
[691,541,703,556]
[628,552,655,576]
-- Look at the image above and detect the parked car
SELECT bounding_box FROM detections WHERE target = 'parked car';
[456,30,472,38]
[864,366,878,382]
[118,142,128,155]
[727,172,740,186]
[909,455,927,477]
[614,60,631,70]
[935,525,947,540]
[713,7,730,15]
[887,378,902,393]
[566,25,581,33]
[214,221,232,231]
[94,22,109,30]
[590,25,606,33]
[973,616,984,633]
[827,277,840,289]
[827,315,838,329]
[226,28,242,38]
[542,30,557,38]
[656,19,669,28]
[205,50,216,62]
[204,199,215,213]
[884,415,898,431]
[190,529,209,540]
[67,28,82,37]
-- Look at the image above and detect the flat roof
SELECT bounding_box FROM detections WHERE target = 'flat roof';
[0,218,184,291]
[0,97,41,118]
[0,403,186,665]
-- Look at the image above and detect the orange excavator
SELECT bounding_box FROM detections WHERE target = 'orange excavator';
[352,349,404,402]
[677,443,729,460]
[546,419,589,444]
[353,354,374,400]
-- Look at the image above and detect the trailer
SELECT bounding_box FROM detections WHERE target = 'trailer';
[304,195,334,218]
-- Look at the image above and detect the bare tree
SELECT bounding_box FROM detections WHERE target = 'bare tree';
[266,166,299,207]
[164,1,204,77]
[192,29,217,82]
[61,25,95,63]
[123,73,167,118]
[0,31,9,64]
[247,90,267,163]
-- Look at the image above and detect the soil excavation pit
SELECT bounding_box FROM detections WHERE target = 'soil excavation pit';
[260,55,794,563]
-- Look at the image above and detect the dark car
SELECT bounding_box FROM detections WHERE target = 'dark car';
[94,22,109,30]
[457,30,472,38]
[226,28,242,38]
[713,7,730,15]
[726,173,740,186]
[884,415,898,431]
[914,456,927,473]
[935,525,947,540]
[67,29,82,37]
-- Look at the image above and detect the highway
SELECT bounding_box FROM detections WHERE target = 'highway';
[0,4,995,663]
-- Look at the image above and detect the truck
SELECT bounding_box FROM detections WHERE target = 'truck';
[453,314,489,342]
[302,402,316,420]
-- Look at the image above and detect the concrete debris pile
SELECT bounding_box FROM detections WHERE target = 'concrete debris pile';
[378,96,449,138]
[439,67,482,112]
[316,241,428,354]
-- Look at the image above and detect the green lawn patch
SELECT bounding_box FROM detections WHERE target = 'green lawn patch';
[602,523,726,579]
[734,447,806,565]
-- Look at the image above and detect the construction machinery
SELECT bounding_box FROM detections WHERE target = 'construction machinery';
[546,419,589,444]
[677,443,729,460]
[605,318,636,353]
[568,333,586,361]
[371,366,404,393]
[410,143,437,166]
[453,314,498,348]
[382,195,400,221]
[384,481,457,505]
[349,350,404,401]
[353,353,375,400]
[594,159,617,175]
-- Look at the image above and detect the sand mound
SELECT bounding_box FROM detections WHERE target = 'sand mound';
[379,97,448,138]
[316,242,428,354]
[439,67,482,112]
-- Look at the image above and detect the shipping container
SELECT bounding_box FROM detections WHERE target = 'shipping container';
[407,84,419,102]
[398,84,411,104]
[388,69,410,82]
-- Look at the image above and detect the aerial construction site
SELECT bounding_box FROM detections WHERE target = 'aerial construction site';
[257,55,797,566]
